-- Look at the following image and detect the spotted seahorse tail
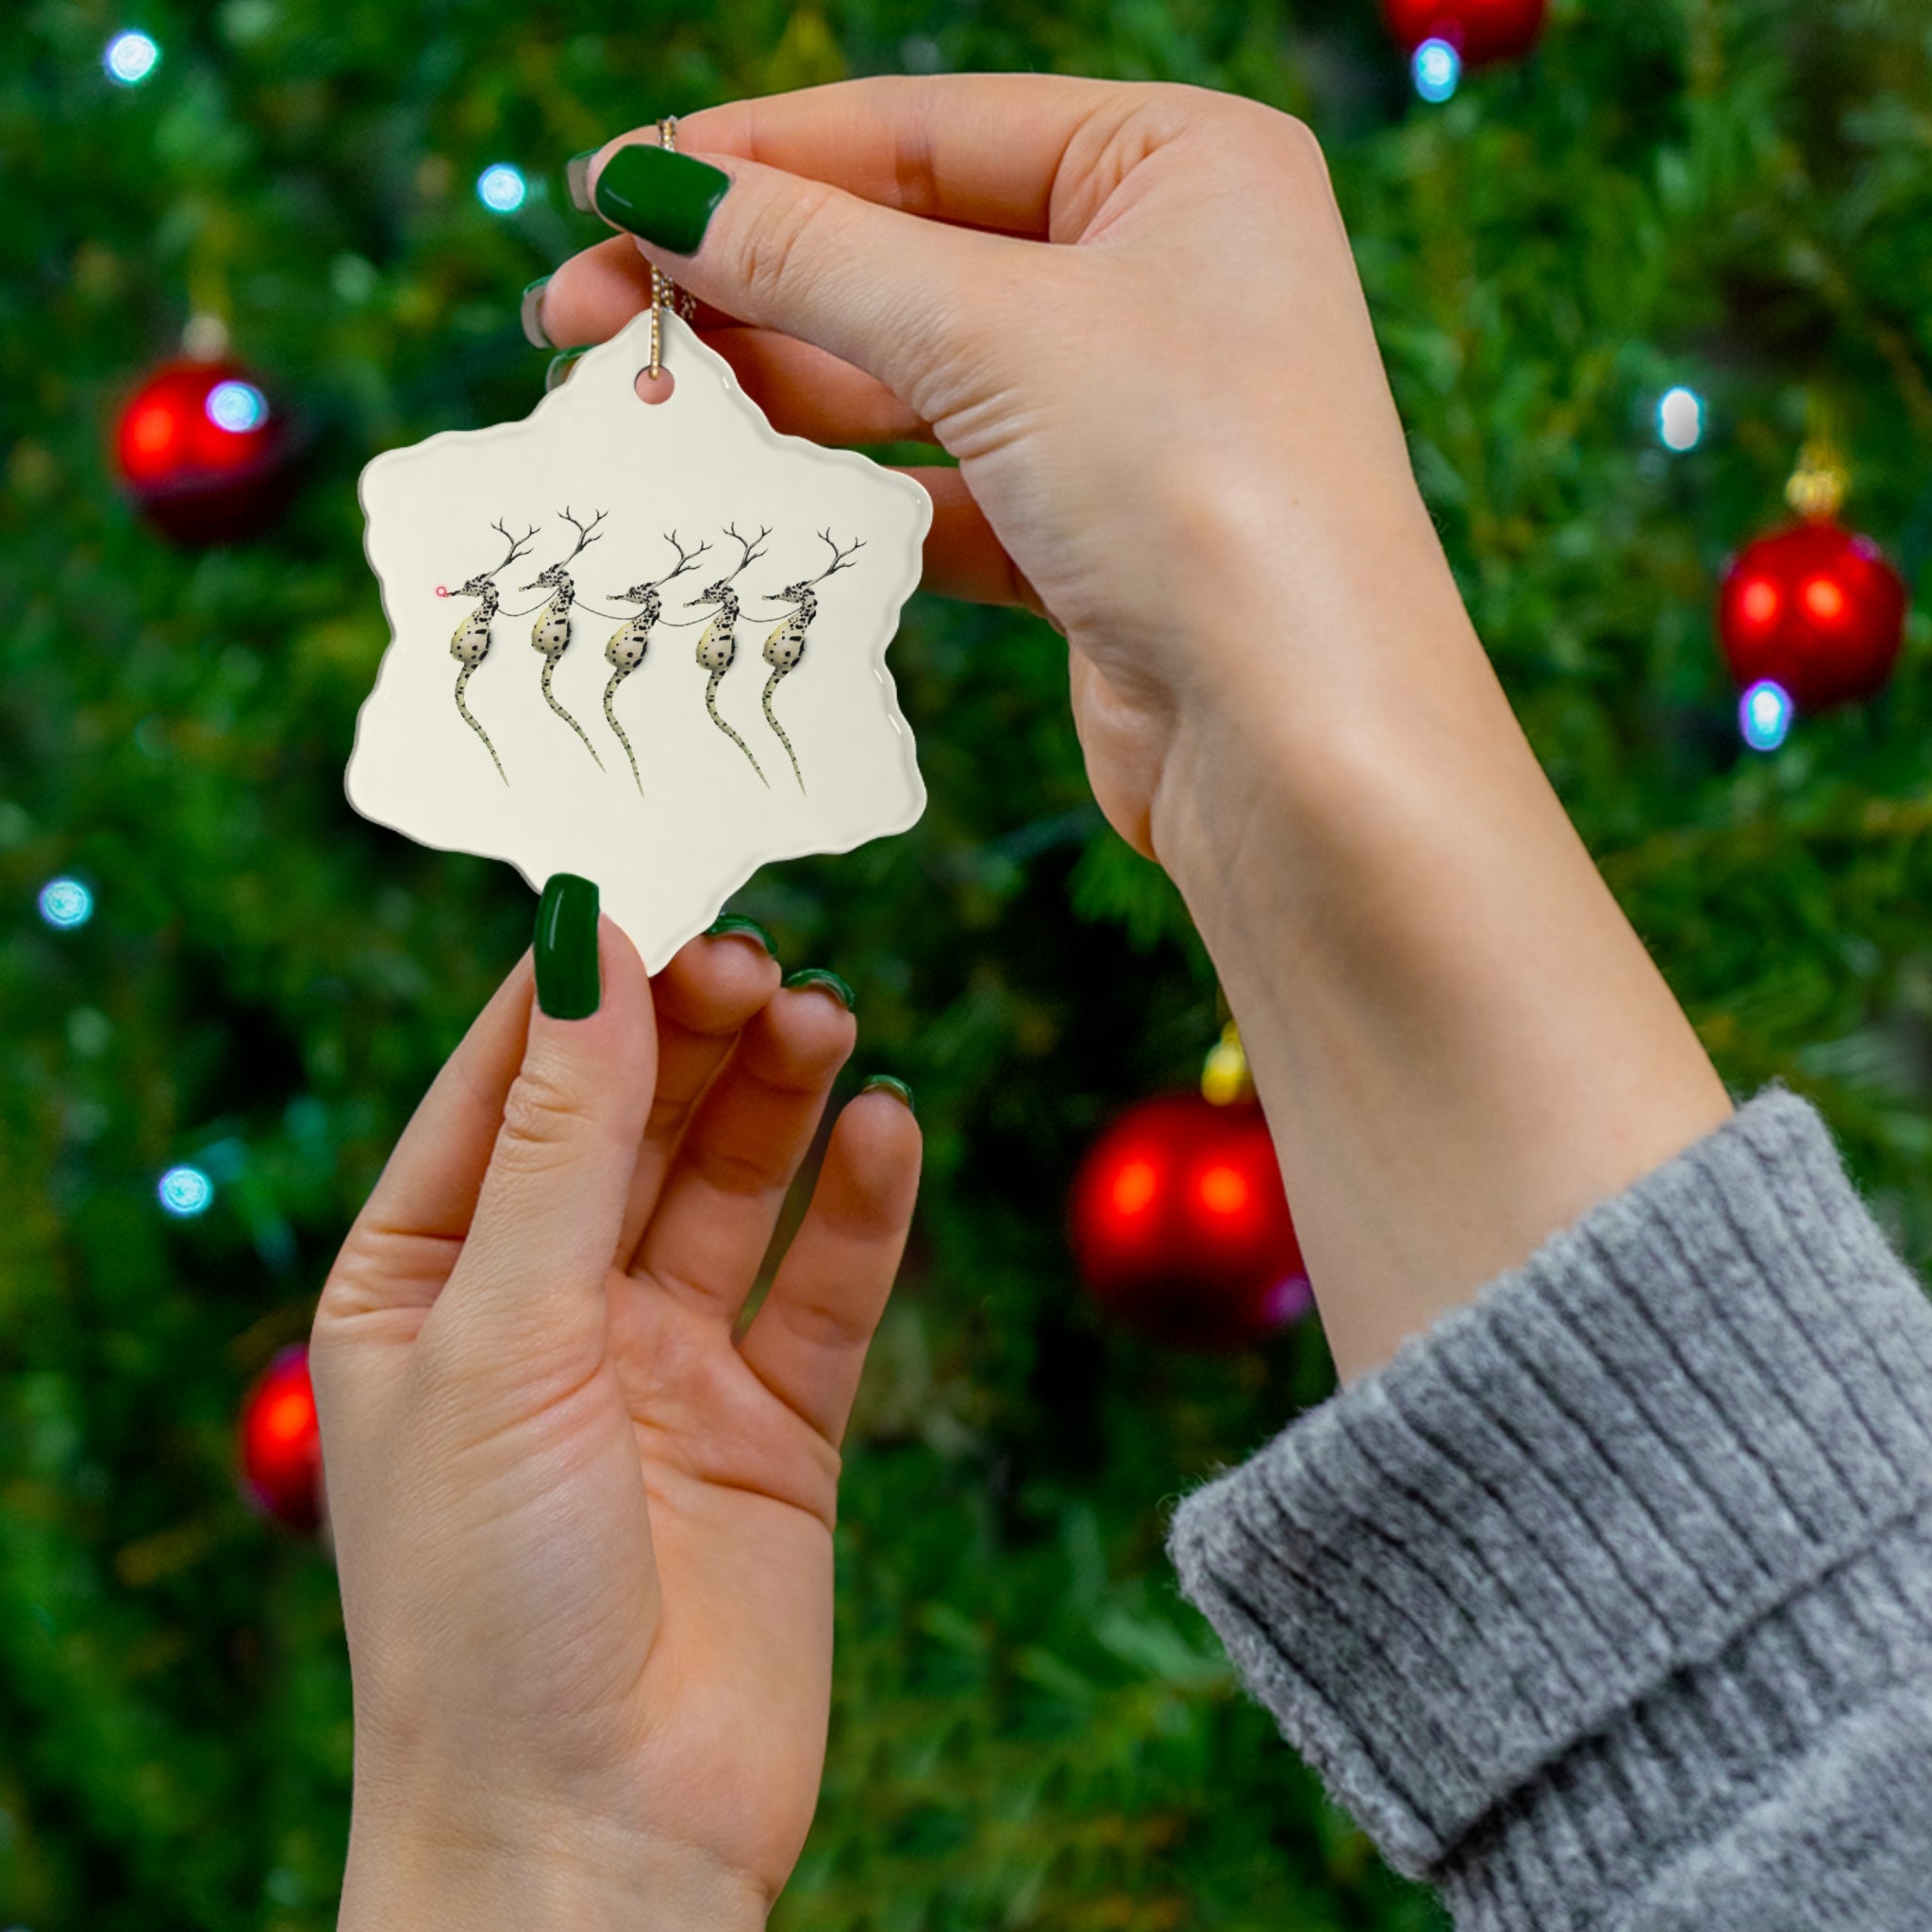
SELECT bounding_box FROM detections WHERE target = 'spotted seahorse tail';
[761,667,804,793]
[604,667,641,796]
[705,667,768,786]
[455,663,508,784]
[541,657,605,770]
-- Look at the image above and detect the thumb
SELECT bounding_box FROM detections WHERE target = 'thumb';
[585,138,1019,422]
[434,874,655,1374]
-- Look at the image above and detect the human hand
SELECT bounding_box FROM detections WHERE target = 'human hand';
[311,888,919,1929]
[536,76,1461,858]
[538,84,1731,1385]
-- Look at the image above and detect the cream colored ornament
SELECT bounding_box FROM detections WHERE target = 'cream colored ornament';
[350,308,931,971]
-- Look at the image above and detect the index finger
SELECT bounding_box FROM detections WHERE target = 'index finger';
[646,73,1138,238]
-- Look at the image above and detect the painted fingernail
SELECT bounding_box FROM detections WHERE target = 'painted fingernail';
[544,347,588,392]
[565,149,597,214]
[783,967,855,1011]
[535,874,601,1019]
[592,142,730,256]
[861,1074,915,1115]
[520,275,553,350]
[705,913,778,958]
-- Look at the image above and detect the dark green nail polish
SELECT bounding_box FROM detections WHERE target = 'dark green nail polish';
[535,874,600,1019]
[783,967,855,1011]
[705,913,777,957]
[592,142,730,256]
[544,347,588,392]
[565,149,597,214]
[520,275,552,350]
[861,1074,914,1115]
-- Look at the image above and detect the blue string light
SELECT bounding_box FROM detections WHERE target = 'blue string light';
[1740,679,1793,753]
[158,1165,215,1218]
[1658,386,1705,452]
[1413,38,1461,103]
[104,30,159,86]
[476,163,527,213]
[206,380,268,433]
[38,878,93,929]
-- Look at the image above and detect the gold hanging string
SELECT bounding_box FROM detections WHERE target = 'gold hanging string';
[647,117,699,380]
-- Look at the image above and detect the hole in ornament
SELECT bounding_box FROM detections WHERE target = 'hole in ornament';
[635,368,676,406]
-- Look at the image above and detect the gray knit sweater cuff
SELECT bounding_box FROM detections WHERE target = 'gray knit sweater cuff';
[1167,1089,1932,1908]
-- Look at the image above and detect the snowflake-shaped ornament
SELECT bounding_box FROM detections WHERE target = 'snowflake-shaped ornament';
[350,308,931,969]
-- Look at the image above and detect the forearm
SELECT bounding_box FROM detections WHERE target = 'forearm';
[1148,499,1732,1381]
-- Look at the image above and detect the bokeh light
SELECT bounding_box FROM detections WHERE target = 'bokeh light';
[205,379,268,433]
[1740,679,1793,753]
[1657,386,1704,452]
[1196,1163,1251,1218]
[158,1165,215,1217]
[476,163,527,213]
[1802,575,1846,624]
[1413,39,1461,103]
[1109,1157,1159,1218]
[104,30,159,86]
[37,878,93,929]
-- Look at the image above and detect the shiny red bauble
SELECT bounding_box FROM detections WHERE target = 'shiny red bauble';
[1717,520,1907,712]
[238,1344,324,1533]
[113,358,295,544]
[1069,1093,1310,1351]
[1383,0,1547,64]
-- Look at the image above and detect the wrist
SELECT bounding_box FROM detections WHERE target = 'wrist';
[1146,494,1500,921]
[340,1792,768,1932]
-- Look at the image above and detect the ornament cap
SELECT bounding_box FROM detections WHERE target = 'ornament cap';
[1785,441,1848,522]
[1202,1021,1255,1106]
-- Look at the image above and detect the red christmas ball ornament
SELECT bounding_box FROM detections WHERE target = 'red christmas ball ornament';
[1070,1093,1310,1350]
[1718,520,1907,712]
[238,1344,324,1533]
[113,357,296,544]
[1383,0,1547,65]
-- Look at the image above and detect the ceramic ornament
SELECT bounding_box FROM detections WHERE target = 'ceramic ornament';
[350,308,931,970]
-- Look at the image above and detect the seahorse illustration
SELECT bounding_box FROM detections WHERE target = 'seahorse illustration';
[601,531,711,794]
[441,517,539,783]
[521,505,608,770]
[752,530,865,793]
[683,523,771,787]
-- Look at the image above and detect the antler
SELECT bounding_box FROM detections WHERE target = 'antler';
[652,530,711,587]
[806,529,866,584]
[721,522,773,581]
[484,518,540,577]
[555,505,608,563]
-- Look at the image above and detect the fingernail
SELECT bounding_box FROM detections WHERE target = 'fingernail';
[565,149,597,214]
[592,142,730,256]
[783,967,855,1011]
[861,1074,914,1116]
[535,874,601,1019]
[544,347,588,392]
[520,275,553,350]
[705,913,778,958]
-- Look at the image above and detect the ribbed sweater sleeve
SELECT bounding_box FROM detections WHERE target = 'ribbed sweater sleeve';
[1166,1088,1932,1931]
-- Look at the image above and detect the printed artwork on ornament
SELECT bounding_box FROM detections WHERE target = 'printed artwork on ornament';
[351,309,931,970]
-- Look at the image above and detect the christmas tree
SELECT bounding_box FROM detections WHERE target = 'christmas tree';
[4,1,1929,1927]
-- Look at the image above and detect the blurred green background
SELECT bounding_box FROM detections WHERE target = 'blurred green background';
[5,0,1932,1926]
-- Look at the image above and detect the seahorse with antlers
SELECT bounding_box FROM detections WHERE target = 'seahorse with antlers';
[522,506,608,770]
[442,517,538,783]
[601,531,711,794]
[684,523,772,787]
[753,530,865,793]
